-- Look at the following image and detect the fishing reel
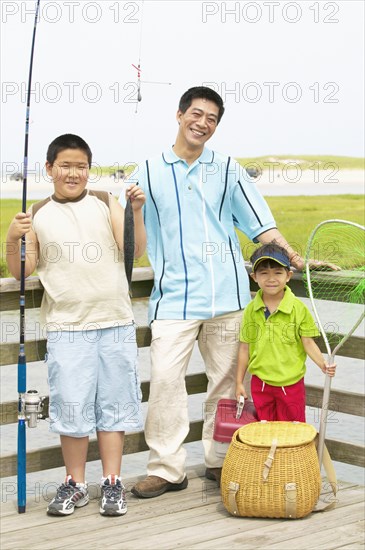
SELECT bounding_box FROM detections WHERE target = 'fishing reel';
[21,390,45,428]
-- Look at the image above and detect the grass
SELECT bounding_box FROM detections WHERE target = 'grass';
[236,155,365,172]
[90,156,364,176]
[1,195,363,278]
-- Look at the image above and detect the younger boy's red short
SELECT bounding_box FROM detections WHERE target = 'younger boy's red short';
[251,375,306,422]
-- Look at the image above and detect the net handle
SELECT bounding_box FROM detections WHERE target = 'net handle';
[305,219,365,467]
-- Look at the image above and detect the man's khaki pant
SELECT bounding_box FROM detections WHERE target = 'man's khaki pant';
[145,310,248,483]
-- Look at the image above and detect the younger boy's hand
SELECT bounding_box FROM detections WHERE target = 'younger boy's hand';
[126,184,145,211]
[321,362,336,377]
[7,212,32,241]
[236,383,248,401]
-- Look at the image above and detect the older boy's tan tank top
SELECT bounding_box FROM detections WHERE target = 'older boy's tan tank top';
[32,190,133,332]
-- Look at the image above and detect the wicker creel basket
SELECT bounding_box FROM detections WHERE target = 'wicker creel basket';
[221,422,321,519]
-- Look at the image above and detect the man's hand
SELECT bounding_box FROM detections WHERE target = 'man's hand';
[290,253,341,271]
[307,259,341,271]
[125,184,146,211]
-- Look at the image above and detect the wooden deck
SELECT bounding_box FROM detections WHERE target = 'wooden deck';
[1,466,364,550]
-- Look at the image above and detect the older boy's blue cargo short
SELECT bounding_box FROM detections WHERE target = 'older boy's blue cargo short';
[46,324,143,437]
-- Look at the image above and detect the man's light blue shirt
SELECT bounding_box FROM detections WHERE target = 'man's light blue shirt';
[120,147,276,323]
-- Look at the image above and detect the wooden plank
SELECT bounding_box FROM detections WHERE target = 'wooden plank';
[118,501,365,550]
[0,288,44,311]
[0,282,153,311]
[1,331,363,368]
[1,428,363,477]
[0,466,210,528]
[0,276,43,293]
[0,325,152,366]
[268,520,365,550]
[0,371,208,424]
[0,420,203,477]
[316,334,365,360]
[0,471,363,550]
[0,340,47,366]
[306,386,365,417]
[170,501,365,550]
[0,268,154,311]
[0,268,154,293]
[2,380,363,426]
[326,438,365,468]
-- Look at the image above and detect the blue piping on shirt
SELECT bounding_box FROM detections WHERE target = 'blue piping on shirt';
[146,159,165,320]
[237,180,263,226]
[171,163,189,319]
[228,236,242,310]
[219,156,230,221]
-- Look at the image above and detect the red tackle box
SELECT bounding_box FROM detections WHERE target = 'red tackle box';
[213,398,258,457]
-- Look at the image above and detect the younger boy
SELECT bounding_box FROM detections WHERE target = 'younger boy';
[6,134,146,516]
[236,243,336,422]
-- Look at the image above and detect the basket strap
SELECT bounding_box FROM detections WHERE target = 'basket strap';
[228,481,240,516]
[284,482,297,518]
[313,443,338,512]
[263,438,278,481]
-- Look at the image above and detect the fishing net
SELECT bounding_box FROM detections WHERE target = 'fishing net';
[303,220,365,352]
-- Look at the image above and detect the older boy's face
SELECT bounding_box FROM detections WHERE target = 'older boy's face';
[46,149,89,200]
[176,98,219,151]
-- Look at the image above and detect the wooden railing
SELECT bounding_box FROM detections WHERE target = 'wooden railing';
[1,267,364,477]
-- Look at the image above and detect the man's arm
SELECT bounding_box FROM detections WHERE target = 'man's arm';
[257,228,341,271]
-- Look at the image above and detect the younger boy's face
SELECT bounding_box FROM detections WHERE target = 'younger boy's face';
[46,148,89,201]
[251,263,292,298]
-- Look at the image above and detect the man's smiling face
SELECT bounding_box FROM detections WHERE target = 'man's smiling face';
[176,98,219,151]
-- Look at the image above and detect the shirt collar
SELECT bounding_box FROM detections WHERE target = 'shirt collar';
[253,286,295,314]
[162,147,214,165]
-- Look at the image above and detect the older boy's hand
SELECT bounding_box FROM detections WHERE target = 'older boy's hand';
[126,184,146,211]
[7,212,32,241]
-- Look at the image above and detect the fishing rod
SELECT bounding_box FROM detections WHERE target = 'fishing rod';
[18,0,44,514]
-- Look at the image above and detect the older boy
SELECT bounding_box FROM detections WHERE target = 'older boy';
[6,134,146,516]
[236,243,336,421]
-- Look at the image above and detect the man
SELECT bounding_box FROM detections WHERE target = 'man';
[122,86,304,498]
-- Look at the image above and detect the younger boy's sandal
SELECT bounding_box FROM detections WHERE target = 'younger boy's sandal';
[131,475,188,498]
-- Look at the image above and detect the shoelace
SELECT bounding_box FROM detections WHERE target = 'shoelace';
[56,482,77,499]
[103,481,124,501]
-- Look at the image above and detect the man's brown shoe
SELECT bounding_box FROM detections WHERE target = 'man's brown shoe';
[131,475,188,498]
[205,468,222,487]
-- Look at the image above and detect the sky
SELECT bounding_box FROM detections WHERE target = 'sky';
[1,0,364,173]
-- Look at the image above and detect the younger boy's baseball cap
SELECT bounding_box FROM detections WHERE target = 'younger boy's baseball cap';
[252,248,291,271]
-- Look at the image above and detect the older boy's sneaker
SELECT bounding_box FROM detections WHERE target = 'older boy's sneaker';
[205,467,222,487]
[100,474,127,516]
[131,475,188,498]
[47,475,89,516]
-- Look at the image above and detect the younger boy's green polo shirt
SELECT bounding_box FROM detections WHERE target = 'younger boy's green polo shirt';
[239,286,320,386]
